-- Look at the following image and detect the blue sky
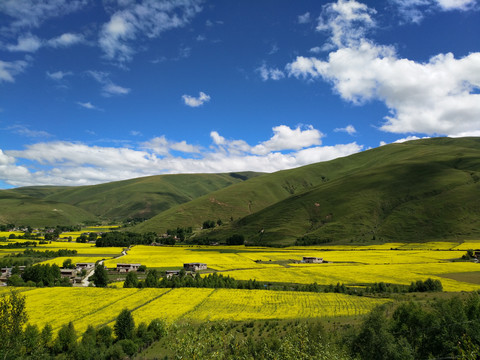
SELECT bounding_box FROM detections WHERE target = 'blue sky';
[0,0,479,188]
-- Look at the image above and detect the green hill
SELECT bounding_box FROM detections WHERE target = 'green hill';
[0,190,97,227]
[134,137,480,245]
[4,172,262,225]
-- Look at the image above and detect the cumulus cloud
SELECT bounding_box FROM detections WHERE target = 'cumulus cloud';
[182,92,211,107]
[99,0,202,63]
[334,125,357,135]
[257,63,285,81]
[251,125,324,155]
[316,0,376,49]
[0,59,28,83]
[2,125,362,187]
[287,0,480,137]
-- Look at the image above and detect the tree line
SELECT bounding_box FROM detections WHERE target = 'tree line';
[6,264,72,288]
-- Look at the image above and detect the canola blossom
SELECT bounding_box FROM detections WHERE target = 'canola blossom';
[15,287,388,333]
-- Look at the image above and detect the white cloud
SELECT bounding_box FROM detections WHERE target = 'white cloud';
[182,92,211,107]
[316,0,376,48]
[0,59,28,83]
[309,46,322,54]
[436,0,477,10]
[298,12,311,23]
[287,0,480,137]
[257,63,285,81]
[103,83,131,96]
[334,125,357,135]
[6,34,42,52]
[392,0,477,23]
[87,70,130,97]
[48,33,85,47]
[7,125,52,138]
[46,70,72,80]
[142,136,200,155]
[251,125,324,155]
[77,102,102,111]
[0,0,87,32]
[1,125,362,187]
[99,0,202,63]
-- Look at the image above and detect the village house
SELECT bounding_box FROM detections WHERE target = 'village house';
[0,267,12,281]
[165,270,181,278]
[183,263,207,272]
[60,268,78,279]
[76,262,95,271]
[303,256,324,264]
[116,263,141,273]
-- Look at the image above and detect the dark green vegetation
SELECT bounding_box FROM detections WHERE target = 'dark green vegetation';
[1,137,479,245]
[3,290,480,360]
[6,263,72,287]
[0,172,260,226]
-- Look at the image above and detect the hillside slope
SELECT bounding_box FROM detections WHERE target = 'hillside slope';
[0,190,97,227]
[134,137,480,245]
[6,172,262,224]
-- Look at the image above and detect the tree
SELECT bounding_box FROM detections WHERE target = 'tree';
[123,271,139,288]
[91,264,108,287]
[114,309,135,340]
[62,258,75,269]
[0,291,28,359]
[54,322,77,354]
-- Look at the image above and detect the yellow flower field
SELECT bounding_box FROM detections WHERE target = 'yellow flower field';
[182,289,390,321]
[10,287,389,333]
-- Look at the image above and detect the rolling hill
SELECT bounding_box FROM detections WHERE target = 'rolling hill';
[3,172,262,226]
[1,137,479,245]
[133,137,480,245]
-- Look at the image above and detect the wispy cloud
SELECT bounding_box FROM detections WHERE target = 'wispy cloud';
[0,0,88,33]
[99,0,203,64]
[46,70,73,81]
[86,70,131,97]
[182,92,211,107]
[298,12,311,24]
[257,63,285,81]
[7,125,52,138]
[6,34,42,52]
[334,125,357,135]
[77,101,102,111]
[47,33,85,48]
[0,58,29,83]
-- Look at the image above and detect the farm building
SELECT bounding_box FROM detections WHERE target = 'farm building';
[165,270,181,278]
[303,257,323,264]
[116,263,141,272]
[184,263,207,271]
[60,269,78,279]
[76,263,95,271]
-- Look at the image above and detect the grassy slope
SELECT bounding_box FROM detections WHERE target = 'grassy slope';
[0,190,97,227]
[9,172,261,222]
[134,138,480,245]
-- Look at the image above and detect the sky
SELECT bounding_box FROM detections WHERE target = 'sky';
[0,0,479,188]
